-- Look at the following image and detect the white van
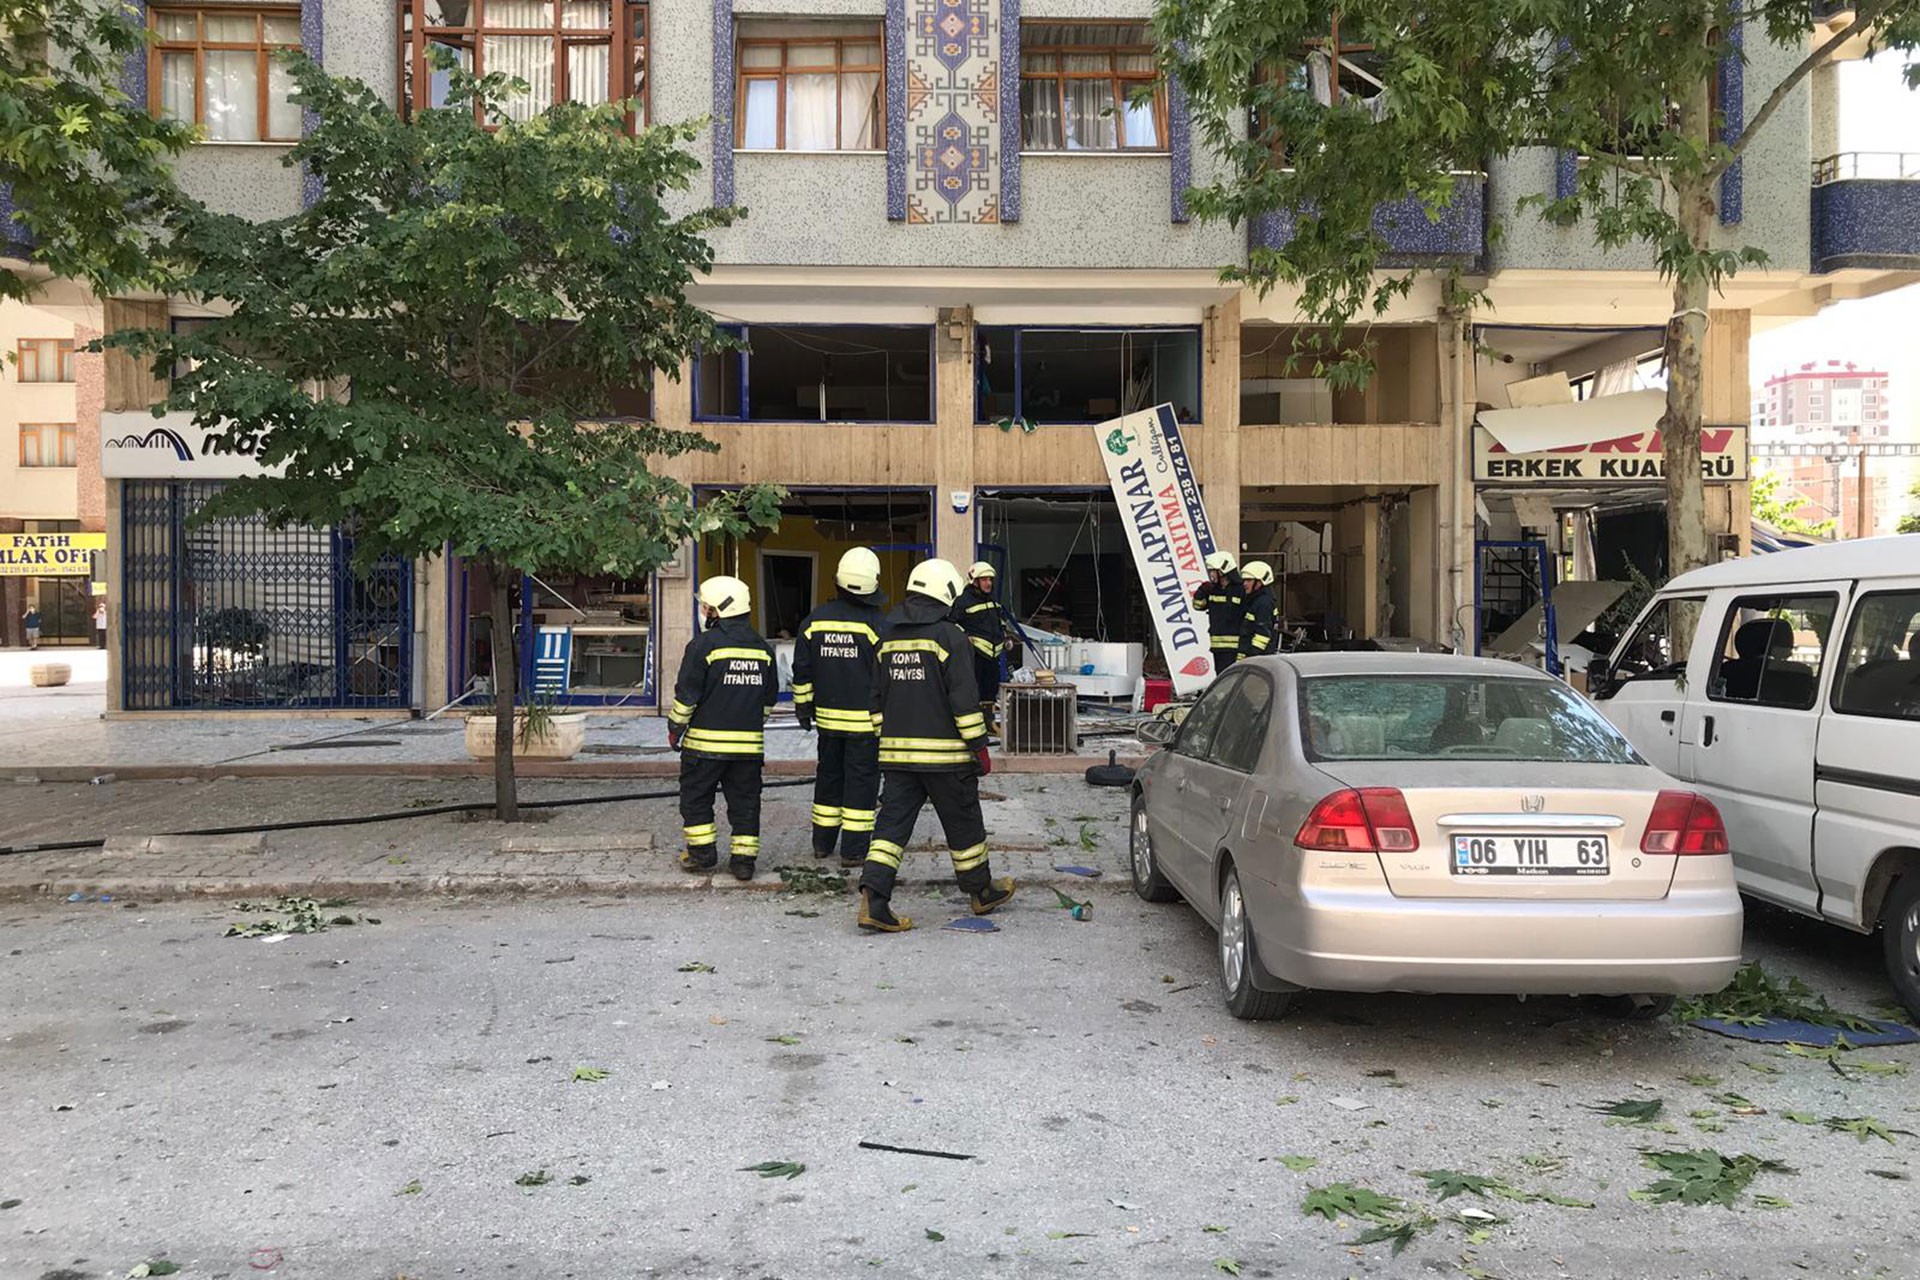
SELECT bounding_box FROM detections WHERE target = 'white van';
[1588,537,1920,1018]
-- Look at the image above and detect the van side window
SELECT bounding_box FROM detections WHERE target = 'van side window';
[1706,593,1838,710]
[1609,596,1705,686]
[1831,591,1920,721]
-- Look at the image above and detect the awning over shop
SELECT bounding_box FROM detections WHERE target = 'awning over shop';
[1476,389,1668,454]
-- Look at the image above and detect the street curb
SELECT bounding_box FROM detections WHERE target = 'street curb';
[4,755,1146,783]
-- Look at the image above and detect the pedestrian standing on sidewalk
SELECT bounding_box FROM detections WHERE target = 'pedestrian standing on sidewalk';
[93,600,107,649]
[667,575,776,881]
[1192,551,1244,671]
[858,558,1016,933]
[792,547,887,867]
[22,605,41,650]
[952,561,1017,737]
[1238,561,1277,662]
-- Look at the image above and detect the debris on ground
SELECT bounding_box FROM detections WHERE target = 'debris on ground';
[943,918,998,933]
[1676,963,1889,1034]
[1049,887,1092,920]
[741,1160,806,1180]
[778,865,851,895]
[1633,1149,1791,1207]
[225,896,379,937]
[858,1140,974,1161]
[571,1066,610,1082]
[1587,1097,1665,1125]
[677,960,716,973]
[514,1169,552,1187]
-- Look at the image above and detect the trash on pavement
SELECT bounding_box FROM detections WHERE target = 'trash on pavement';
[1049,887,1093,920]
[858,1140,975,1161]
[1327,1097,1371,1112]
[944,917,998,933]
[1052,864,1102,878]
[1687,1016,1919,1049]
[741,1160,806,1180]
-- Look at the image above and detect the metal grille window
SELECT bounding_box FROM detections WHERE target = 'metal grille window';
[401,0,650,128]
[1019,23,1164,152]
[17,339,76,383]
[121,481,413,710]
[735,21,884,151]
[19,424,77,468]
[151,6,304,142]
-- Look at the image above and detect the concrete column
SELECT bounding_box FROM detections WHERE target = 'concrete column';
[934,306,976,567]
[1408,487,1437,643]
[421,554,449,710]
[1436,311,1477,651]
[654,360,698,712]
[1201,296,1242,557]
[1706,308,1752,556]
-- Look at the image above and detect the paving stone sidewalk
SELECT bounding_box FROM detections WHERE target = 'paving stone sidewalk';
[0,772,1136,903]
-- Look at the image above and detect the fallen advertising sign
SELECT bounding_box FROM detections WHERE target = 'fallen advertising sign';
[1092,404,1219,695]
[0,532,106,576]
[1473,425,1749,484]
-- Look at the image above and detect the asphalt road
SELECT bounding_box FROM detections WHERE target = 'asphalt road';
[2,888,1917,1280]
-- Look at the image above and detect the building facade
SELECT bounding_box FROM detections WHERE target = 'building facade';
[32,0,1918,709]
[1754,360,1899,537]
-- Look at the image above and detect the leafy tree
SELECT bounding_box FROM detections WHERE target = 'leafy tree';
[0,0,194,299]
[1750,469,1836,538]
[1157,0,1920,579]
[1899,478,1920,534]
[111,56,781,819]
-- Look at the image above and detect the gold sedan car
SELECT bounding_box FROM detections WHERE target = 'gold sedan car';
[1131,654,1743,1020]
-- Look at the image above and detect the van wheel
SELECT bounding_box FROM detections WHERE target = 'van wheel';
[1882,877,1920,1023]
[1129,794,1178,904]
[1220,866,1293,1021]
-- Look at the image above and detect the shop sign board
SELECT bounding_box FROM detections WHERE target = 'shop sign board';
[101,410,283,480]
[0,532,106,576]
[1092,403,1219,695]
[1473,425,1749,484]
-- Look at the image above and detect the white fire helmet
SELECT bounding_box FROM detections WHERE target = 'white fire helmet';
[697,574,752,619]
[836,546,882,595]
[907,558,966,607]
[1241,561,1275,587]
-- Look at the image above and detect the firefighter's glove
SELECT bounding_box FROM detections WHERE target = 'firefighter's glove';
[974,745,993,777]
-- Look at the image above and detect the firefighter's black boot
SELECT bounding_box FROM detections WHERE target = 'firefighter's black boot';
[679,845,719,873]
[969,876,1017,915]
[729,854,757,882]
[858,888,913,933]
[812,827,839,859]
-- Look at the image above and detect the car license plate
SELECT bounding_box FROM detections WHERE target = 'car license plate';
[1452,834,1610,876]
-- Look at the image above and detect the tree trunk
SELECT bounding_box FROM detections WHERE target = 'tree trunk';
[1661,64,1719,587]
[490,572,520,823]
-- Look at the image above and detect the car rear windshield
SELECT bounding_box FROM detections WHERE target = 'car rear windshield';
[1300,674,1640,763]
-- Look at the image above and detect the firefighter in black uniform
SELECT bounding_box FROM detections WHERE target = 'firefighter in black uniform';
[792,547,887,867]
[1192,550,1245,671]
[952,561,1016,736]
[857,558,1017,933]
[668,574,777,881]
[1237,560,1278,662]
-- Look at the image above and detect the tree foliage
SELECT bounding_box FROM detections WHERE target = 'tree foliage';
[1750,469,1836,538]
[0,0,195,299]
[110,54,781,816]
[1156,0,1920,575]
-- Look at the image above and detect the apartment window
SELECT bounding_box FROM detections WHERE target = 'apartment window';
[976,326,1201,425]
[151,7,304,142]
[1020,23,1164,151]
[694,324,934,423]
[735,21,883,151]
[17,339,76,384]
[19,424,78,468]
[400,0,650,127]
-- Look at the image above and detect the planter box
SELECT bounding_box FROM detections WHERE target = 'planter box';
[465,712,587,761]
[30,663,71,688]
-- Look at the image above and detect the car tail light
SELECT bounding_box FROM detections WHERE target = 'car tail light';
[1641,790,1730,855]
[1296,787,1419,853]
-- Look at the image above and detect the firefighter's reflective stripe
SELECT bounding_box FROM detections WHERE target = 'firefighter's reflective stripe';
[791,681,815,706]
[803,620,879,642]
[1209,635,1239,650]
[811,804,843,828]
[964,602,997,614]
[683,728,766,754]
[683,822,718,844]
[880,637,951,663]
[816,706,877,734]
[731,834,760,857]
[708,647,774,664]
[1249,632,1273,651]
[880,746,975,766]
[842,807,876,833]
[967,633,998,656]
[869,711,886,733]
[952,712,986,738]
[867,838,904,869]
[668,699,697,726]
[950,841,989,872]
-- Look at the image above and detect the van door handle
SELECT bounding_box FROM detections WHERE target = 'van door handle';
[1660,710,1676,724]
[1702,715,1716,747]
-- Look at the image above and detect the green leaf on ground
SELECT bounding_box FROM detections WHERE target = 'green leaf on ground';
[395,1179,422,1196]
[1781,1111,1819,1124]
[571,1066,610,1082]
[1046,1231,1094,1239]
[1538,1193,1596,1209]
[1636,1149,1791,1207]
[1344,1213,1436,1256]
[1867,1169,1910,1180]
[1302,1183,1407,1222]
[1709,1092,1765,1116]
[1274,1095,1300,1107]
[515,1169,551,1187]
[1681,1073,1722,1087]
[766,1034,802,1046]
[567,1175,591,1186]
[1753,1194,1792,1209]
[1520,1154,1566,1172]
[924,1229,944,1242]
[1417,1169,1504,1200]
[1676,962,1881,1032]
[678,961,715,973]
[1587,1097,1664,1124]
[1201,1224,1229,1233]
[1278,1155,1318,1172]
[1825,1116,1909,1144]
[1213,1259,1242,1276]
[741,1161,806,1180]
[1741,1060,1784,1076]
[1078,824,1099,851]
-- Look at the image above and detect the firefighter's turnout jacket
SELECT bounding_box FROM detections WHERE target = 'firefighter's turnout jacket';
[952,584,1012,660]
[791,591,886,736]
[1194,580,1245,658]
[668,617,777,756]
[1239,585,1278,661]
[873,595,987,770]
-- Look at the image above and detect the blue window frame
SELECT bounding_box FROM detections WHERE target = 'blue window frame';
[975,325,1202,425]
[693,323,936,423]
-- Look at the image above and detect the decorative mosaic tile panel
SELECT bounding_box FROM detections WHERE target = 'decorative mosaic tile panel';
[903,0,1000,224]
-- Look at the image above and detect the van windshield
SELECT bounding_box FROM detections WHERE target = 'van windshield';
[1301,675,1641,763]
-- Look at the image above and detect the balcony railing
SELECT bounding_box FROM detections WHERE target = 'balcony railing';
[1248,171,1486,264]
[1812,152,1920,185]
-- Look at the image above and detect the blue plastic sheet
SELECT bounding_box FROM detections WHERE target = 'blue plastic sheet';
[1688,1017,1920,1048]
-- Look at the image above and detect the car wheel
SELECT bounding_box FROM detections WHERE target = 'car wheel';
[1882,876,1920,1023]
[1220,865,1292,1021]
[1129,793,1178,904]
[1588,994,1676,1021]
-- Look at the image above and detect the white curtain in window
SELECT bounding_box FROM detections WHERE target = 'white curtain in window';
[485,34,556,121]
[567,43,611,104]
[840,71,880,149]
[267,58,301,138]
[1020,74,1063,150]
[159,51,196,125]
[1061,58,1115,151]
[1117,51,1157,147]
[741,78,778,146]
[785,72,838,149]
[203,50,260,141]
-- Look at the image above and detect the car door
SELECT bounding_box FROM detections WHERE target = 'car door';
[1593,592,1709,778]
[1180,671,1275,923]
[1153,673,1242,896]
[1681,583,1847,914]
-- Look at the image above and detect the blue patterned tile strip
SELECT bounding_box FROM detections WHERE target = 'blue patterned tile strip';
[122,0,149,102]
[1168,55,1190,224]
[1554,148,1577,202]
[712,0,735,208]
[1718,21,1743,226]
[1811,179,1920,273]
[886,0,907,220]
[302,0,325,206]
[1248,173,1486,262]
[998,0,1020,222]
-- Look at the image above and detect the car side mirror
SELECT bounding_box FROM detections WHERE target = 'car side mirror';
[1138,717,1178,746]
[1587,657,1613,699]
